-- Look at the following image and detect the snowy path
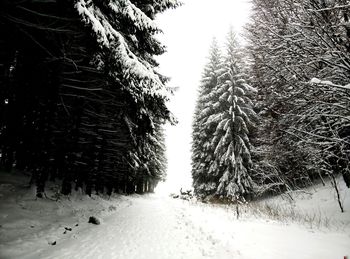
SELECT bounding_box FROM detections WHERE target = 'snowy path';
[26,196,239,259]
[11,195,349,259]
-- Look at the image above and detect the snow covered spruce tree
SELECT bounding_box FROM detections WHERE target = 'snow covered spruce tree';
[192,39,223,198]
[211,30,257,201]
[192,32,258,201]
[0,0,180,196]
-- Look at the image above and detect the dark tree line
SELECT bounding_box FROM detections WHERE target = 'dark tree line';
[0,0,180,197]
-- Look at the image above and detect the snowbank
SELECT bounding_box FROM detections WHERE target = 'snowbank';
[255,177,350,228]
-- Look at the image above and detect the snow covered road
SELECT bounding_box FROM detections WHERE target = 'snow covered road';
[6,194,348,259]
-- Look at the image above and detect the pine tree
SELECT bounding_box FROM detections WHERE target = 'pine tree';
[210,30,257,201]
[192,38,223,198]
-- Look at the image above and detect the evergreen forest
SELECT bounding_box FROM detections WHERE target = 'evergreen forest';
[192,0,350,204]
[0,0,349,204]
[0,0,180,197]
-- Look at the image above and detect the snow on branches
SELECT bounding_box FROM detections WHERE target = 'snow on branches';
[192,33,257,201]
[310,78,350,91]
[75,0,178,100]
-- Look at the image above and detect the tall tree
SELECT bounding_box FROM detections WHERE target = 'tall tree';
[211,30,257,201]
[192,38,223,198]
[192,32,258,201]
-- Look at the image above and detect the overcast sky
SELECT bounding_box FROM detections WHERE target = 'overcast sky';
[155,0,252,194]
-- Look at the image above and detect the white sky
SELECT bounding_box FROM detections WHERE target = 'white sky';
[155,0,252,194]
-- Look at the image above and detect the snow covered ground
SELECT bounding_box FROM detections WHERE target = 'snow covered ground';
[0,171,349,259]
